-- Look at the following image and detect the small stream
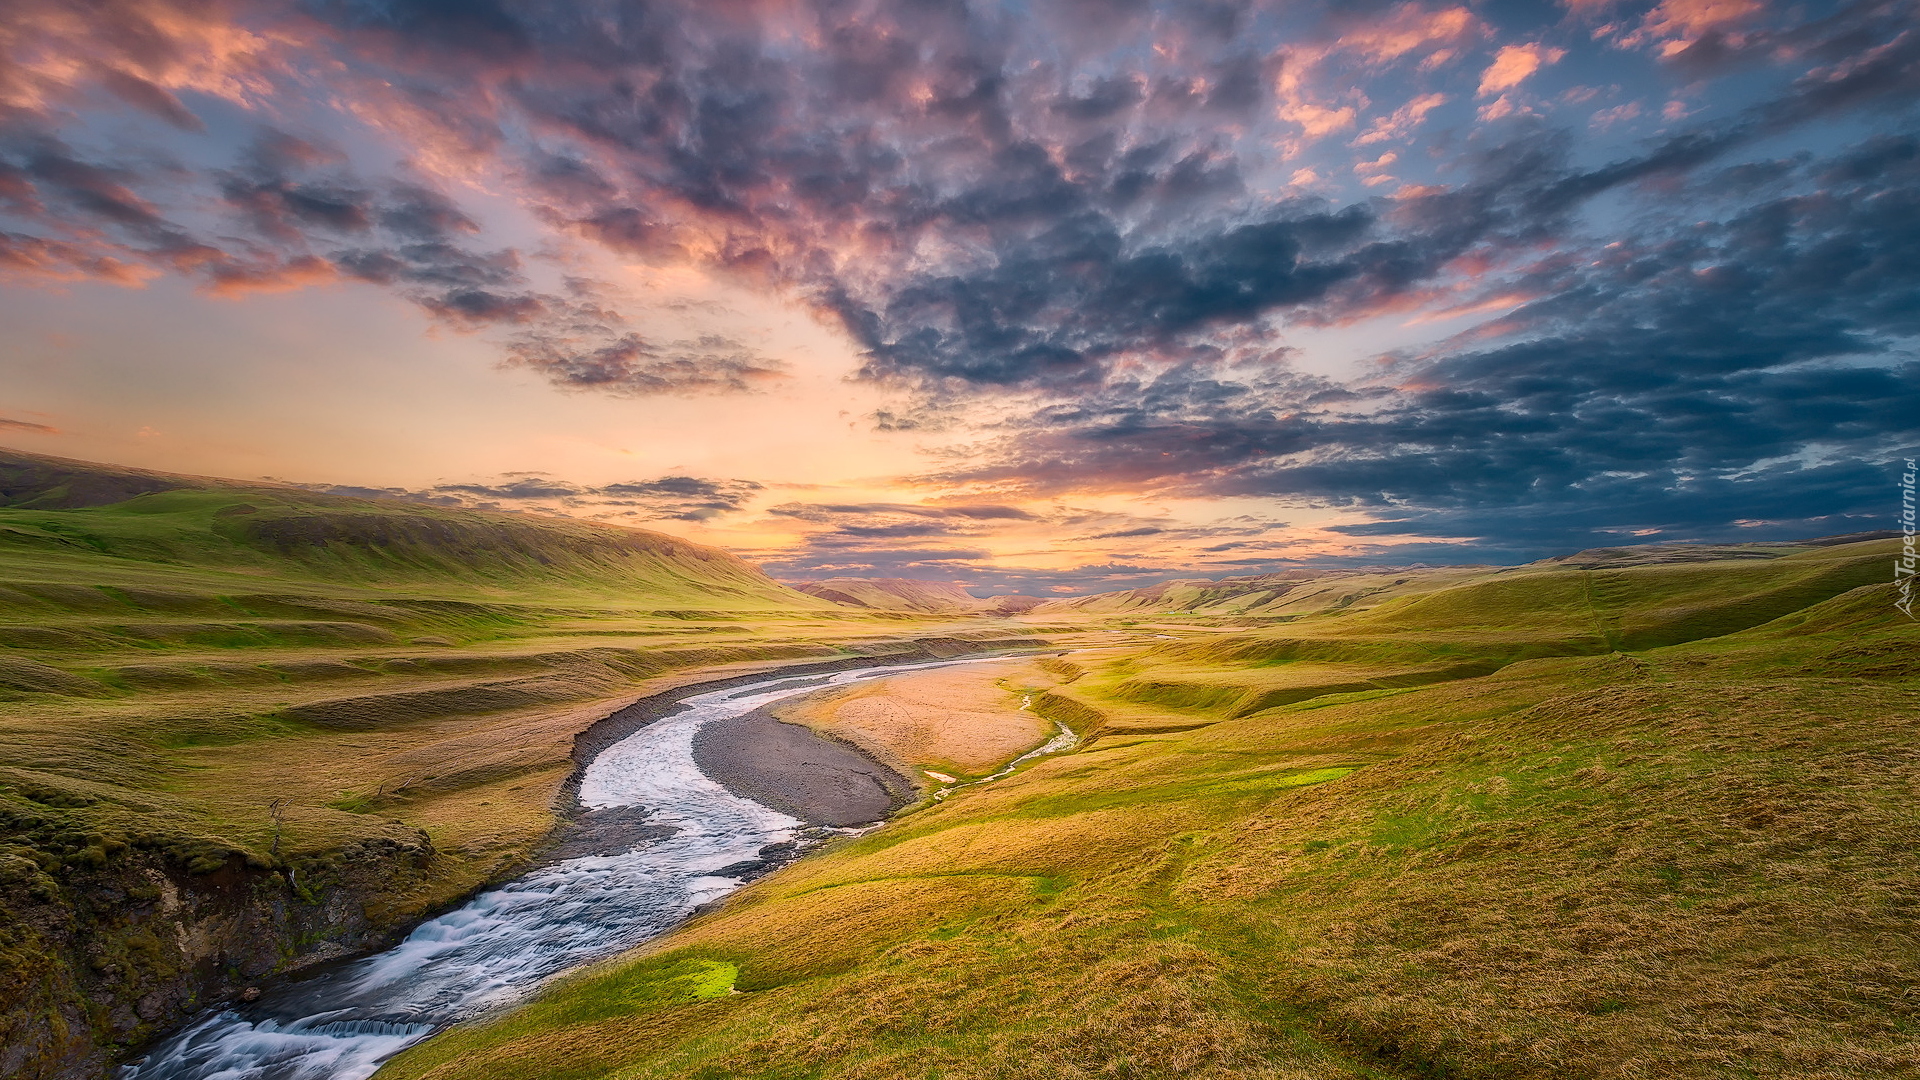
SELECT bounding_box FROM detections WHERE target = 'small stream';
[119,655,1028,1080]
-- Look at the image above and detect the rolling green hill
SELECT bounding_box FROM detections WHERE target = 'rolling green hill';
[0,448,829,610]
[1032,535,1894,621]
[379,542,1919,1080]
[0,449,1026,1077]
[5,446,1912,1080]
[794,578,992,614]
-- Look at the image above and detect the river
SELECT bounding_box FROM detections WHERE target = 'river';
[119,655,1023,1080]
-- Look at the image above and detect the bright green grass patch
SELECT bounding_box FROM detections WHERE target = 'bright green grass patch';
[675,960,739,1001]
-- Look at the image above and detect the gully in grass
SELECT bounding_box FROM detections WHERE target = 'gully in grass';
[120,657,1016,1080]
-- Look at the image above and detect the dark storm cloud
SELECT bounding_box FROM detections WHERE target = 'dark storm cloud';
[0,117,558,317]
[218,133,374,239]
[1316,459,1895,562]
[308,471,764,521]
[763,501,1036,542]
[11,1,1913,395]
[0,133,167,232]
[379,184,481,238]
[250,0,1456,387]
[506,331,787,394]
[385,0,1918,395]
[0,107,742,385]
[933,128,1920,552]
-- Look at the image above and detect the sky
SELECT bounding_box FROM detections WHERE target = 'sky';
[1,0,1916,595]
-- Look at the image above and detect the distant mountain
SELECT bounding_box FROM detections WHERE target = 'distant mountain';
[1029,566,1481,617]
[985,594,1046,615]
[1533,534,1899,569]
[793,578,994,614]
[1030,535,1901,618]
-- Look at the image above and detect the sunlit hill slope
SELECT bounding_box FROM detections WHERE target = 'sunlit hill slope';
[0,449,1034,1078]
[380,534,1919,1080]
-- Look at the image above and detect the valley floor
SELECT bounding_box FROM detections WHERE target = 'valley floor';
[378,560,1920,1080]
[1,452,1910,1080]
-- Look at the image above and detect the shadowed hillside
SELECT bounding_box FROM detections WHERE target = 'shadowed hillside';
[0,448,826,610]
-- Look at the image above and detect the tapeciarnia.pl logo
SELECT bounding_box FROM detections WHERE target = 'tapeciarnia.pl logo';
[1899,457,1917,620]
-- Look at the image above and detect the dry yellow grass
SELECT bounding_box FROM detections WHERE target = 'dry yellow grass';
[379,584,1920,1080]
[770,659,1054,777]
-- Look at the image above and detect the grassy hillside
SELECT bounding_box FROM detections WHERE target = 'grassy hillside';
[1034,535,1892,621]
[6,445,1908,1079]
[1032,565,1492,617]
[0,449,1042,1076]
[380,543,1918,1080]
[794,578,991,614]
[0,449,827,610]
[0,448,871,907]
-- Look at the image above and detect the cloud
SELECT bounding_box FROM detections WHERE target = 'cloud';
[1352,92,1448,146]
[1327,4,1481,67]
[6,0,1909,407]
[0,231,152,284]
[1478,43,1565,96]
[920,127,1920,554]
[763,500,1042,544]
[508,331,787,395]
[307,471,765,521]
[0,0,1915,581]
[0,415,58,434]
[1622,0,1765,57]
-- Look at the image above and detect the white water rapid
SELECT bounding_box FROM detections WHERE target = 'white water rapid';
[120,656,1012,1080]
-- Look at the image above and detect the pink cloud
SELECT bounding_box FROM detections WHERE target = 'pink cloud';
[1334,4,1480,66]
[1622,0,1764,56]
[1478,42,1567,97]
[1353,92,1449,146]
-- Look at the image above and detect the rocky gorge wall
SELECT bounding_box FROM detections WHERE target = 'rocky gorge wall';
[0,830,436,1079]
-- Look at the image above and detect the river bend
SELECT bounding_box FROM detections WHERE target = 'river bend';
[121,656,1007,1080]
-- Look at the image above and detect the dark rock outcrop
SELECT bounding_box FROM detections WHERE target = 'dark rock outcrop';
[0,836,435,1079]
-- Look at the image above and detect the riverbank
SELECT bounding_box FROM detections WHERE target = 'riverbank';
[74,641,1044,1068]
[378,574,1920,1080]
[692,708,916,826]
[549,642,1044,854]
[0,444,1076,1078]
[764,657,1059,779]
[111,648,1055,1079]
